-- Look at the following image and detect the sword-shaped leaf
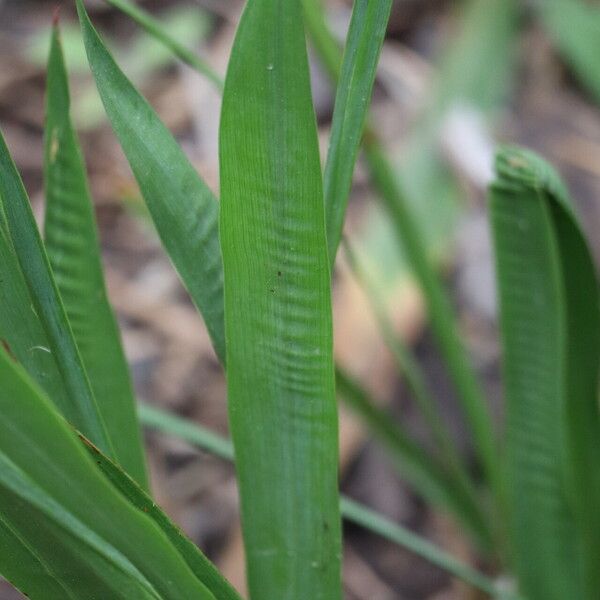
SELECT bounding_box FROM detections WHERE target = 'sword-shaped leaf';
[44,24,148,489]
[219,0,341,598]
[0,130,112,456]
[76,0,225,362]
[323,0,392,262]
[0,349,220,599]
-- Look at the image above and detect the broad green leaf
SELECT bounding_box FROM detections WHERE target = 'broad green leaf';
[0,350,217,599]
[139,404,512,599]
[336,367,492,550]
[44,25,148,489]
[219,0,341,598]
[538,0,600,104]
[76,0,226,362]
[0,132,112,456]
[490,147,600,600]
[324,0,392,261]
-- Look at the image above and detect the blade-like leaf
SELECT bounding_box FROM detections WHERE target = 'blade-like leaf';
[76,0,225,362]
[336,367,492,551]
[0,349,218,599]
[0,224,70,412]
[324,0,392,261]
[139,404,511,599]
[103,0,222,91]
[44,24,148,489]
[79,436,242,600]
[303,0,505,505]
[219,0,341,598]
[364,140,500,497]
[490,147,600,600]
[538,0,600,104]
[0,131,112,455]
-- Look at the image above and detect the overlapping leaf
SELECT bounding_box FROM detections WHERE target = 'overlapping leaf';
[76,0,225,362]
[44,25,147,488]
[0,128,112,455]
[0,349,220,599]
[324,0,392,261]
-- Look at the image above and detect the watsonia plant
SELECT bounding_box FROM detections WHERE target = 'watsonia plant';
[0,0,598,599]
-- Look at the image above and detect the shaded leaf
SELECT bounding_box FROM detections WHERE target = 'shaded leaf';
[44,24,147,488]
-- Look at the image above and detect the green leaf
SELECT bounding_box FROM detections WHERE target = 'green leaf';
[0,223,71,413]
[303,0,510,507]
[44,24,148,489]
[219,0,341,598]
[364,140,500,499]
[340,498,504,599]
[0,350,219,599]
[538,0,600,104]
[76,0,226,363]
[324,0,392,261]
[336,366,492,551]
[79,436,242,600]
[0,131,113,456]
[139,404,512,599]
[489,147,600,600]
[103,0,222,91]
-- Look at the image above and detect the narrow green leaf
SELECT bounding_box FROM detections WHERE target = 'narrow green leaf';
[102,0,223,92]
[139,405,509,599]
[340,498,507,599]
[0,131,112,456]
[0,350,217,600]
[219,1,341,598]
[324,0,392,261]
[79,436,242,600]
[364,140,500,498]
[490,147,600,600]
[0,224,70,412]
[538,0,600,104]
[44,25,148,489]
[76,0,226,362]
[0,514,74,599]
[336,367,492,551]
[303,0,505,507]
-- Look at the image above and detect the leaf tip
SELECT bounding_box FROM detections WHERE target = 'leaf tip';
[52,5,61,28]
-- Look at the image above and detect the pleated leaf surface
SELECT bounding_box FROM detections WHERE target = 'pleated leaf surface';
[219,0,341,598]
[490,146,600,600]
[44,25,147,488]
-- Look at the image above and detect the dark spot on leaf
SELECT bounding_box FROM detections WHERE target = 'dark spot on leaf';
[1,339,16,362]
[277,271,282,277]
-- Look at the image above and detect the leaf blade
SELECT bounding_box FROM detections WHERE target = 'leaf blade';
[490,147,600,599]
[0,130,112,455]
[324,0,392,261]
[0,350,216,600]
[44,24,148,489]
[219,0,341,597]
[76,0,226,362]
